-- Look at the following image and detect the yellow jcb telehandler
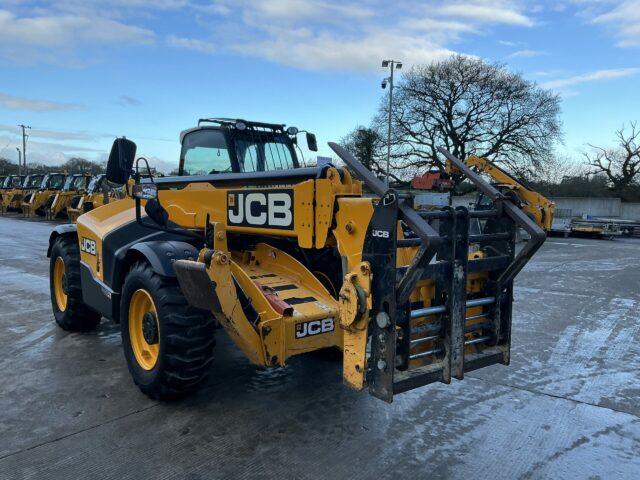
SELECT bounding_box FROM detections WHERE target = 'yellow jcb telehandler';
[0,175,25,213]
[2,174,44,214]
[47,173,92,220]
[47,118,546,402]
[67,174,122,223]
[22,173,66,217]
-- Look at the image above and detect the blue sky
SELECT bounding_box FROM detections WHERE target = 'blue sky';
[0,0,638,172]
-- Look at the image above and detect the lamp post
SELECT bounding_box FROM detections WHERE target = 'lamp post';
[381,59,402,187]
[16,147,21,176]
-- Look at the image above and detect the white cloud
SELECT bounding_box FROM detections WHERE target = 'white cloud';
[2,125,98,142]
[541,67,640,89]
[508,49,548,58]
[434,2,535,27]
[592,1,640,47]
[0,92,83,111]
[0,134,104,166]
[167,0,537,71]
[166,35,216,54]
[235,30,457,72]
[117,95,143,107]
[0,8,154,63]
[499,40,522,46]
[568,0,640,48]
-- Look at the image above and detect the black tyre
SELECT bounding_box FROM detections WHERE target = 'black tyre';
[120,262,216,400]
[50,236,102,331]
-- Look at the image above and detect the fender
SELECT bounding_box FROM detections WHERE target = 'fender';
[47,223,77,257]
[126,240,200,278]
[81,239,200,322]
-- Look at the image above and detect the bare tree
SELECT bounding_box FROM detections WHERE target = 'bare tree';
[584,122,640,200]
[62,157,105,175]
[373,55,562,181]
[339,127,404,181]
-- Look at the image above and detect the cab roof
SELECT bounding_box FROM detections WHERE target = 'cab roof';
[179,118,288,143]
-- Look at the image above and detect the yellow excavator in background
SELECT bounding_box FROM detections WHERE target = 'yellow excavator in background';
[448,155,555,231]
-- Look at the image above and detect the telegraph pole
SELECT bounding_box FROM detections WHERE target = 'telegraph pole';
[18,124,30,175]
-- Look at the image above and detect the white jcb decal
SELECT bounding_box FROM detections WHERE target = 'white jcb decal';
[295,318,335,339]
[372,230,390,238]
[227,190,293,229]
[81,237,97,255]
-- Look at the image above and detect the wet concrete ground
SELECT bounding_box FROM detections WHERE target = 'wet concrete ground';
[0,215,639,480]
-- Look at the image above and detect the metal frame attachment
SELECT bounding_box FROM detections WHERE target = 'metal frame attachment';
[329,143,546,402]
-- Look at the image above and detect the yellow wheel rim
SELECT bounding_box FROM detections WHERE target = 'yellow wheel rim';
[53,257,68,312]
[128,289,160,371]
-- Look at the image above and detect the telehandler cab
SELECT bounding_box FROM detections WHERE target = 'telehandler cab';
[48,173,92,219]
[23,173,66,217]
[47,118,546,402]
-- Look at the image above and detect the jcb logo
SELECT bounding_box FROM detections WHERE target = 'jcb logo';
[81,237,96,255]
[372,230,390,238]
[227,189,293,230]
[295,318,335,339]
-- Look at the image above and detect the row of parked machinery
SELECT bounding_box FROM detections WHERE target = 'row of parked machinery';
[0,172,117,221]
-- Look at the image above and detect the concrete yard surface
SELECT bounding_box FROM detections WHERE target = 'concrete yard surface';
[0,215,639,479]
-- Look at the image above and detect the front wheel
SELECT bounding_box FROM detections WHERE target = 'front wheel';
[120,262,216,400]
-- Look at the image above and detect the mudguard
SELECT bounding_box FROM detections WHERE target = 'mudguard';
[47,224,78,257]
[126,240,200,278]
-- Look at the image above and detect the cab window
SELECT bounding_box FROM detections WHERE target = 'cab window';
[263,141,294,170]
[181,130,232,175]
[48,175,65,190]
[87,176,103,193]
[28,176,42,188]
[63,176,74,191]
[234,137,296,172]
[71,176,89,190]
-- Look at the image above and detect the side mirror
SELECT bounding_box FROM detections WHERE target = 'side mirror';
[132,183,158,200]
[106,137,137,185]
[306,132,318,152]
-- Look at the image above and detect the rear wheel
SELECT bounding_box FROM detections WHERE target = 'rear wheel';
[49,236,101,331]
[121,262,216,400]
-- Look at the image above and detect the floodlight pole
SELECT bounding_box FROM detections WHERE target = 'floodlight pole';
[18,124,30,175]
[16,147,21,176]
[381,60,401,187]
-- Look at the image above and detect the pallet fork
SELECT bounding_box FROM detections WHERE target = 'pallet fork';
[329,144,546,402]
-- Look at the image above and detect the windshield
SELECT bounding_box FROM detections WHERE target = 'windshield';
[182,129,232,175]
[8,176,22,188]
[64,175,89,191]
[42,174,65,190]
[25,175,43,188]
[87,175,103,194]
[180,128,298,175]
[235,134,296,172]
